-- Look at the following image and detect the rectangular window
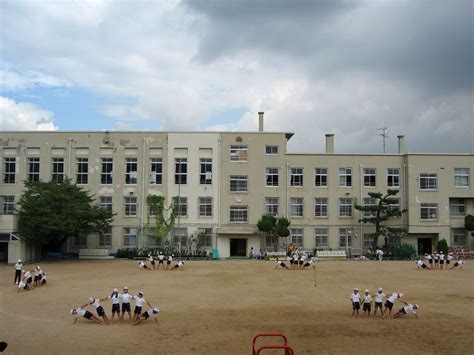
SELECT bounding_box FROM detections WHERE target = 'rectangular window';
[200,158,213,185]
[125,158,138,184]
[454,168,469,187]
[363,168,376,187]
[265,235,275,247]
[123,228,138,247]
[339,168,352,187]
[419,173,437,190]
[420,203,438,220]
[198,197,213,217]
[76,158,88,184]
[175,158,187,185]
[173,227,188,246]
[290,228,303,246]
[124,196,137,216]
[230,206,248,223]
[52,158,64,183]
[450,228,466,246]
[315,228,328,248]
[28,157,40,182]
[363,234,374,248]
[450,198,465,217]
[265,197,279,216]
[387,168,400,188]
[265,168,279,187]
[339,198,353,217]
[339,228,352,248]
[230,145,248,162]
[265,145,278,155]
[388,198,400,214]
[290,168,303,187]
[99,232,112,247]
[150,158,163,185]
[314,168,328,187]
[0,196,15,214]
[101,158,113,185]
[290,197,304,218]
[173,196,188,217]
[73,235,87,247]
[363,197,377,218]
[197,228,212,247]
[230,175,248,192]
[314,197,328,217]
[99,196,113,213]
[3,157,16,184]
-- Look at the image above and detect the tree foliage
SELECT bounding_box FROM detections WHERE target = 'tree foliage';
[257,215,290,251]
[146,195,176,243]
[354,189,407,250]
[465,214,474,232]
[436,239,449,254]
[17,180,114,249]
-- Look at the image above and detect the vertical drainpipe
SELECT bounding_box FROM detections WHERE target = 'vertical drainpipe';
[403,163,408,232]
[140,137,147,249]
[286,162,290,217]
[216,136,221,250]
[359,164,363,252]
[67,137,73,178]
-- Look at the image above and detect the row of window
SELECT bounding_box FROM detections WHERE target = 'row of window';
[2,157,470,190]
[0,195,468,220]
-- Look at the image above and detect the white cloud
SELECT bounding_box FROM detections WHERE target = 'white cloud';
[0,97,57,130]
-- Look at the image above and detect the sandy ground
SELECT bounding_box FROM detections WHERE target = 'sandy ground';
[0,259,473,354]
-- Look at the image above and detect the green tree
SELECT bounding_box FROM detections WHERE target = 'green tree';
[17,180,114,251]
[436,239,449,254]
[257,215,290,251]
[465,214,474,238]
[354,189,407,250]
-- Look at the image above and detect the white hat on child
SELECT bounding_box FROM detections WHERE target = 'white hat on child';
[365,289,369,293]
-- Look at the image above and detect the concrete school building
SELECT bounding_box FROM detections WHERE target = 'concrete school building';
[1,113,473,262]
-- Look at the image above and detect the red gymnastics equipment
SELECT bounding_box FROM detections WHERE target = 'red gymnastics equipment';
[252,333,295,355]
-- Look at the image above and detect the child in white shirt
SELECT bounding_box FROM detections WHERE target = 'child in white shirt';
[373,288,385,318]
[362,289,372,318]
[350,288,362,318]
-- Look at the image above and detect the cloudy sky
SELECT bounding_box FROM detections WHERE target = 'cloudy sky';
[1,0,473,154]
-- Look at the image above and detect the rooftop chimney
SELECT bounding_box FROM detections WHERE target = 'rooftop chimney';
[397,135,405,154]
[325,134,334,154]
[258,112,264,132]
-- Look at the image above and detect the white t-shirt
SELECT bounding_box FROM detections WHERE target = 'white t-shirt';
[148,256,154,262]
[158,255,164,261]
[456,260,464,266]
[363,295,372,303]
[18,280,26,289]
[146,308,159,317]
[177,261,184,267]
[108,294,120,304]
[24,271,31,278]
[350,293,361,302]
[403,304,416,314]
[425,254,432,260]
[416,260,424,266]
[306,260,315,266]
[76,308,86,317]
[387,293,399,303]
[375,292,385,303]
[139,261,146,268]
[168,256,173,262]
[121,293,133,303]
[434,253,439,260]
[439,254,445,261]
[42,274,47,282]
[135,296,146,307]
[90,299,101,308]
[447,255,454,261]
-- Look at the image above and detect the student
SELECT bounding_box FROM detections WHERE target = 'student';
[120,287,134,323]
[303,258,315,269]
[133,291,152,322]
[446,252,454,267]
[40,273,47,285]
[33,266,43,287]
[17,274,28,293]
[424,253,433,269]
[350,288,362,318]
[393,302,419,319]
[133,307,160,326]
[108,289,121,324]
[439,251,445,270]
[166,255,173,270]
[288,256,295,270]
[362,289,372,318]
[275,259,290,270]
[81,297,110,325]
[148,254,156,270]
[434,252,439,269]
[171,260,185,271]
[450,260,464,270]
[157,252,165,270]
[416,259,429,270]
[383,292,403,319]
[138,260,152,270]
[298,255,306,269]
[373,288,385,318]
[71,308,103,325]
[24,270,33,290]
[14,259,23,285]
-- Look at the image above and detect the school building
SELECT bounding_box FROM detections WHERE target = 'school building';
[1,113,473,263]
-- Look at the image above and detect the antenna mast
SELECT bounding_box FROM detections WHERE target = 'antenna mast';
[376,127,388,154]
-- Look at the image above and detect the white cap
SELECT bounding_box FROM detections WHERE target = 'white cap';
[414,304,419,309]
[138,291,144,295]
[159,252,163,255]
[440,251,444,254]
[113,288,118,292]
[399,293,403,298]
[70,309,75,314]
[365,289,369,293]
[378,287,383,292]
[123,286,128,290]
[89,297,94,303]
[18,259,22,263]
[153,307,159,312]
[354,288,359,291]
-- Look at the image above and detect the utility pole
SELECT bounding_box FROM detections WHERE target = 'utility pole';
[376,127,388,154]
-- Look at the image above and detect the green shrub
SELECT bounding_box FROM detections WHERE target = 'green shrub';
[388,243,417,260]
[436,239,449,254]
[115,248,138,258]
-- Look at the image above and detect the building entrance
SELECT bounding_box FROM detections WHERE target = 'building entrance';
[417,238,432,255]
[230,238,247,257]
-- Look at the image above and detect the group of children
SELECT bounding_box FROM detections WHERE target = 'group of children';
[416,252,465,270]
[275,255,316,270]
[138,253,185,271]
[70,287,159,326]
[14,259,47,292]
[350,288,419,320]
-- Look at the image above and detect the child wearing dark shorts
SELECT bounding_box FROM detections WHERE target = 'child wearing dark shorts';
[350,288,361,318]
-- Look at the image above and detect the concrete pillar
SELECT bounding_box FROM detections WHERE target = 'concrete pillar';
[398,135,405,154]
[258,112,264,132]
[325,134,334,153]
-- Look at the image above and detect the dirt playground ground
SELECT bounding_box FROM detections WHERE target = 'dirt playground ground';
[0,259,472,354]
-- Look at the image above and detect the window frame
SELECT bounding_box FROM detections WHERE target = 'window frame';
[290,167,303,187]
[229,206,248,223]
[387,168,400,188]
[51,157,64,183]
[449,198,465,217]
[289,197,304,218]
[200,158,213,185]
[174,158,188,185]
[149,158,163,185]
[0,195,15,215]
[454,168,469,188]
[339,197,353,217]
[99,196,113,213]
[290,228,304,247]
[314,197,328,218]
[265,167,279,187]
[123,227,138,247]
[101,158,113,185]
[76,157,89,185]
[230,145,248,162]
[265,197,279,216]
[339,167,352,187]
[3,157,16,184]
[419,173,438,191]
[314,228,328,248]
[420,203,438,220]
[363,168,376,187]
[265,145,279,155]
[198,196,213,217]
[339,228,352,248]
[173,196,188,217]
[125,158,138,185]
[229,175,248,193]
[450,228,466,246]
[27,157,40,182]
[124,196,137,217]
[314,168,328,187]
